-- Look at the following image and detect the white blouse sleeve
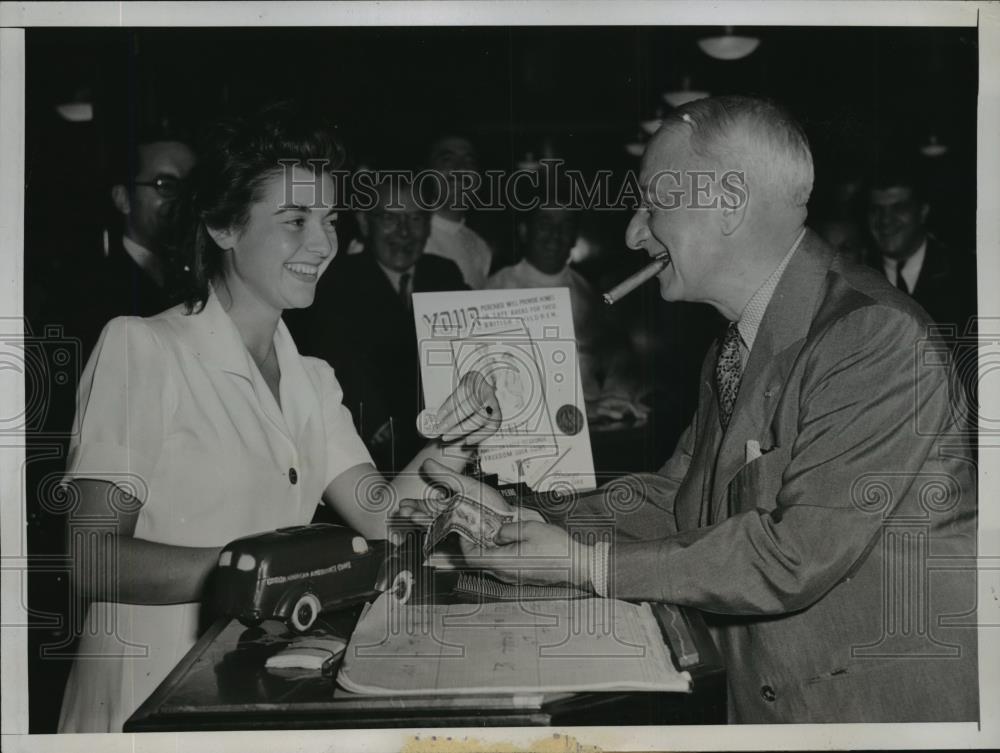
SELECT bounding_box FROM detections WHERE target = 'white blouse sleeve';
[313,359,374,486]
[65,317,172,502]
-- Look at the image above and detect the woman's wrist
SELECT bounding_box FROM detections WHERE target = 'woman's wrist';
[423,438,474,471]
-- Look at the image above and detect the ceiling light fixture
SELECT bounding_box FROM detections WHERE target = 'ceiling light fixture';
[697,26,760,61]
[919,133,949,158]
[55,86,94,122]
[662,76,711,108]
[641,107,666,135]
[625,141,645,158]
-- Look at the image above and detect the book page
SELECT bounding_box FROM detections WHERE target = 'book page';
[337,593,691,695]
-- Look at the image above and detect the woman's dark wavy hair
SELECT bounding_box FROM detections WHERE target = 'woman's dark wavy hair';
[183,102,347,312]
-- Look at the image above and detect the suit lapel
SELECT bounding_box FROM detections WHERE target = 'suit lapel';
[360,252,402,304]
[356,252,411,337]
[691,369,723,529]
[709,230,835,521]
[913,236,948,295]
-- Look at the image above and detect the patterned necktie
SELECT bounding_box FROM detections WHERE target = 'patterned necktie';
[715,322,743,428]
[895,259,909,295]
[398,272,412,309]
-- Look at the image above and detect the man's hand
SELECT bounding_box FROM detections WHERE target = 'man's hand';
[586,392,650,425]
[459,520,594,589]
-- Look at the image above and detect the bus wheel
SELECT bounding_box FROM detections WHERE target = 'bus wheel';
[290,592,321,632]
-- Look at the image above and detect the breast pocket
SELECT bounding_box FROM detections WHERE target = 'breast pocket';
[727,445,791,516]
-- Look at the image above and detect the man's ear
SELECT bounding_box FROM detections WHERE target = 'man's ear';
[110,184,129,216]
[919,202,930,226]
[719,197,748,237]
[206,225,238,251]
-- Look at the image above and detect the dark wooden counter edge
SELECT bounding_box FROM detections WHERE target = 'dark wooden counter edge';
[125,616,231,731]
[125,604,726,732]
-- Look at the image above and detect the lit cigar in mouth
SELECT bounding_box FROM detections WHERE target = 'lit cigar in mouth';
[602,252,671,305]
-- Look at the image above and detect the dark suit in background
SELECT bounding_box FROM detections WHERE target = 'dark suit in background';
[289,251,467,473]
[911,237,977,333]
[868,235,977,335]
[869,235,979,429]
[75,236,181,360]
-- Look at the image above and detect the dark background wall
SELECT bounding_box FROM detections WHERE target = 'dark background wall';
[25,26,978,263]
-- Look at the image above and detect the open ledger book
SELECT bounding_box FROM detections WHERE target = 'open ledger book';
[337,592,691,695]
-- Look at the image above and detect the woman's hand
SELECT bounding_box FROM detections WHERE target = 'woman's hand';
[390,373,503,518]
[397,458,515,522]
[418,370,502,445]
[393,371,503,504]
[459,520,593,589]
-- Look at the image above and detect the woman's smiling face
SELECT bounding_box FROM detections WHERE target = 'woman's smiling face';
[220,165,339,313]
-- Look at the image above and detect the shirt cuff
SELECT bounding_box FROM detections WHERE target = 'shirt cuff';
[590,540,611,597]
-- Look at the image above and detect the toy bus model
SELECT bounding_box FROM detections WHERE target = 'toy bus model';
[214,523,414,632]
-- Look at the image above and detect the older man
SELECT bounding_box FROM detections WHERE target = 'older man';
[417,96,978,723]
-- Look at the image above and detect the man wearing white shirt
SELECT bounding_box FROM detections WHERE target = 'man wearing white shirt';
[486,204,646,422]
[424,136,493,288]
[879,235,926,295]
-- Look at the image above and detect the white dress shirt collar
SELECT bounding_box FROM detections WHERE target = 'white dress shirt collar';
[510,258,573,285]
[882,239,927,293]
[736,227,807,355]
[430,213,465,234]
[375,260,415,294]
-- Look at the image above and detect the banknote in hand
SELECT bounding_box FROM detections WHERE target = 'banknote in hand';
[423,494,514,557]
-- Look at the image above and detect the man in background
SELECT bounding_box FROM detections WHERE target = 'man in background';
[423,135,494,288]
[486,196,648,425]
[866,161,976,334]
[78,132,197,357]
[300,179,467,472]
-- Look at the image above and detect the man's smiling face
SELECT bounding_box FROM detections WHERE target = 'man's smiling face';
[625,129,726,304]
[867,185,928,261]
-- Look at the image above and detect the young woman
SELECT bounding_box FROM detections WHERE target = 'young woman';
[57,105,497,733]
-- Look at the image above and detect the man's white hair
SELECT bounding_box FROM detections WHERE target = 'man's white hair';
[664,96,814,209]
